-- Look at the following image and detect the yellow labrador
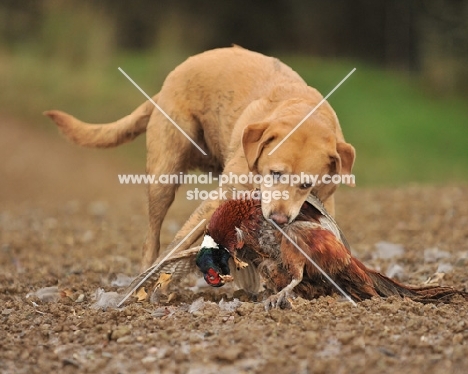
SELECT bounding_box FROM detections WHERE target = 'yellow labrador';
[45,46,355,271]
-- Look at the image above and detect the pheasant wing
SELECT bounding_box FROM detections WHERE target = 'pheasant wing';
[118,246,200,306]
[229,256,262,294]
[306,194,351,251]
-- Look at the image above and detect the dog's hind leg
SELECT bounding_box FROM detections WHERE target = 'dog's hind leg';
[141,108,207,271]
[142,182,178,271]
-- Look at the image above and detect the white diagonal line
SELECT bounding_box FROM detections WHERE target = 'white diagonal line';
[117,219,206,307]
[268,68,356,155]
[118,67,207,156]
[269,219,357,306]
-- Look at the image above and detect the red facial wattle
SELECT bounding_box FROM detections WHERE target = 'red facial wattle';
[204,267,222,287]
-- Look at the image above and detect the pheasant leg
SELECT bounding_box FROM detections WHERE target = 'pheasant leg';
[233,256,249,270]
[264,278,302,310]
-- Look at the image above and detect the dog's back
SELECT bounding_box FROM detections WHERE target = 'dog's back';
[44,46,307,150]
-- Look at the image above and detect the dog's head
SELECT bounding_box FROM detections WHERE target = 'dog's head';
[242,106,355,225]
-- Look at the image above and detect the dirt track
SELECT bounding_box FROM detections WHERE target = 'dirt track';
[1,118,468,373]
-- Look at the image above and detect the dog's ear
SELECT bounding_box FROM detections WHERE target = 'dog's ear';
[336,142,356,186]
[242,122,274,171]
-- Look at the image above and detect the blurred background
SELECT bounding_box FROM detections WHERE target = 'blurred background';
[1,0,467,207]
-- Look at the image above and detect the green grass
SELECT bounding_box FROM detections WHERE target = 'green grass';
[0,47,187,164]
[1,49,467,186]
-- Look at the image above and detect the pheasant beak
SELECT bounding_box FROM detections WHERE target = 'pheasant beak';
[219,274,234,283]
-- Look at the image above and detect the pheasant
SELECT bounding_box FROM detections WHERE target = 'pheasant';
[119,195,467,308]
[200,195,468,308]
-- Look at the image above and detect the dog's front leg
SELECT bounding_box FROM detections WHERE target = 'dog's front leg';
[163,199,221,255]
[324,196,335,217]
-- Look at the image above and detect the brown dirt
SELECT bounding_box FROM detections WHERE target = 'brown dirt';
[1,117,468,373]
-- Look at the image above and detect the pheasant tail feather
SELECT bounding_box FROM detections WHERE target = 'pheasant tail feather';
[368,271,468,302]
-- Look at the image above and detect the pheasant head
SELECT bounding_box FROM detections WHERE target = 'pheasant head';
[196,197,263,288]
[195,235,233,287]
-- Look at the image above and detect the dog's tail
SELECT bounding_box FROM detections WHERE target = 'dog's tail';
[43,98,156,148]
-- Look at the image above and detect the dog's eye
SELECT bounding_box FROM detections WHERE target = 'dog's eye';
[300,183,312,190]
[271,171,281,178]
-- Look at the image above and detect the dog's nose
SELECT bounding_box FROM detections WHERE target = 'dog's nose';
[270,212,289,225]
